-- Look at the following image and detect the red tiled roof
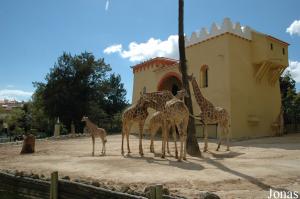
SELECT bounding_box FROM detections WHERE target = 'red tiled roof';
[131,57,178,73]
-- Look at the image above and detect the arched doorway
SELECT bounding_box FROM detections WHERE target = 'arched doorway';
[157,72,182,95]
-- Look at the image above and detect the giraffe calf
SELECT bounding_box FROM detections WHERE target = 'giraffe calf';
[82,116,107,156]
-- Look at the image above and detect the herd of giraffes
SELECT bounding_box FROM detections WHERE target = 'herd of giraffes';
[81,73,230,161]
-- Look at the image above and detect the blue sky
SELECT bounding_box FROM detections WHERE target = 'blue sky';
[0,0,300,102]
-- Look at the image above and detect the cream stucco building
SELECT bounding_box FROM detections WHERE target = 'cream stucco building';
[131,18,289,139]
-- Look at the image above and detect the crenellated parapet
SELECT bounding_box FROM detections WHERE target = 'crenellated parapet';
[185,18,252,47]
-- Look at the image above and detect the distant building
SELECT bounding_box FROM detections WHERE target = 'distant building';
[0,99,24,111]
[131,18,289,139]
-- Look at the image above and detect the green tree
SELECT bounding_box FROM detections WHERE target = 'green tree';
[6,108,24,135]
[32,52,127,134]
[294,93,300,128]
[102,74,127,116]
[30,82,52,135]
[178,0,201,156]
[41,52,111,131]
[280,72,297,124]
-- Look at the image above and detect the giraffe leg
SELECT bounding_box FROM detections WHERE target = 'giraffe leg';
[183,134,187,161]
[126,122,132,154]
[138,121,145,156]
[167,126,170,154]
[150,132,154,153]
[101,136,106,155]
[121,124,125,155]
[161,120,166,158]
[92,136,95,156]
[150,126,156,153]
[226,126,230,151]
[103,140,106,155]
[204,124,208,152]
[178,124,183,162]
[216,126,224,151]
[183,118,188,161]
[172,124,178,159]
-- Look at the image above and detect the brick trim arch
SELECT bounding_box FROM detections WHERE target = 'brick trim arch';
[157,72,182,91]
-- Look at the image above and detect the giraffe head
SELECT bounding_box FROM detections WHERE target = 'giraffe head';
[187,73,195,81]
[176,89,189,100]
[81,116,89,122]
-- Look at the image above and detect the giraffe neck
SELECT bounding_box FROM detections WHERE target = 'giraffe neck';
[86,119,97,132]
[191,78,208,108]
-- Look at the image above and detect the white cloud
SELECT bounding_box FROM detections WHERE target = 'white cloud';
[103,44,122,54]
[0,89,33,101]
[103,35,179,62]
[284,61,300,83]
[105,0,110,11]
[286,20,300,36]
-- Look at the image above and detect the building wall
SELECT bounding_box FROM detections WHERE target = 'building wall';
[228,32,286,138]
[186,35,231,138]
[132,64,181,132]
[131,32,288,139]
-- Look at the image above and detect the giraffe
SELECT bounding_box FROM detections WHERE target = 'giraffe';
[162,97,189,161]
[148,111,172,154]
[81,116,107,156]
[141,89,187,158]
[187,73,230,152]
[121,97,152,156]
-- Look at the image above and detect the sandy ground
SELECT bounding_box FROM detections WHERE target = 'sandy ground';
[0,133,300,199]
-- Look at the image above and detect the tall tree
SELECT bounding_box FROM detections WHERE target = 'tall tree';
[280,72,297,124]
[178,0,201,156]
[31,82,53,135]
[42,52,111,130]
[32,52,127,134]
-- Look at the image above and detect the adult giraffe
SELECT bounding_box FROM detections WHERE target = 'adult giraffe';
[141,89,187,158]
[121,97,152,156]
[187,73,230,151]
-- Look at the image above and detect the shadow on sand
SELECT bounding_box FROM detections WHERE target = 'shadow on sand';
[197,152,297,194]
[125,153,204,171]
[126,149,297,195]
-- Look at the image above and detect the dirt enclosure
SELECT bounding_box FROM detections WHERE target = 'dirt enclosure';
[0,133,299,199]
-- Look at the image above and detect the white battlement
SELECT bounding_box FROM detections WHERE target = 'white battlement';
[185,18,252,47]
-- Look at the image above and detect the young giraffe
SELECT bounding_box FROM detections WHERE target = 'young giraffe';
[121,97,151,156]
[141,89,187,158]
[81,116,107,156]
[187,73,230,152]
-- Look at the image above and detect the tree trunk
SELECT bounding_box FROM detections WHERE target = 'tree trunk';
[20,134,35,154]
[178,0,201,156]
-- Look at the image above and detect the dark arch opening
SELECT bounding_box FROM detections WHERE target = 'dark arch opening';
[171,84,179,96]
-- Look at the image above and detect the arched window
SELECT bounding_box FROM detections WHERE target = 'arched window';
[200,65,208,88]
[143,86,147,94]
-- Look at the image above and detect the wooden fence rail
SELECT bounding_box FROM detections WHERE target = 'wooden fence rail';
[0,171,146,199]
[0,171,180,199]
